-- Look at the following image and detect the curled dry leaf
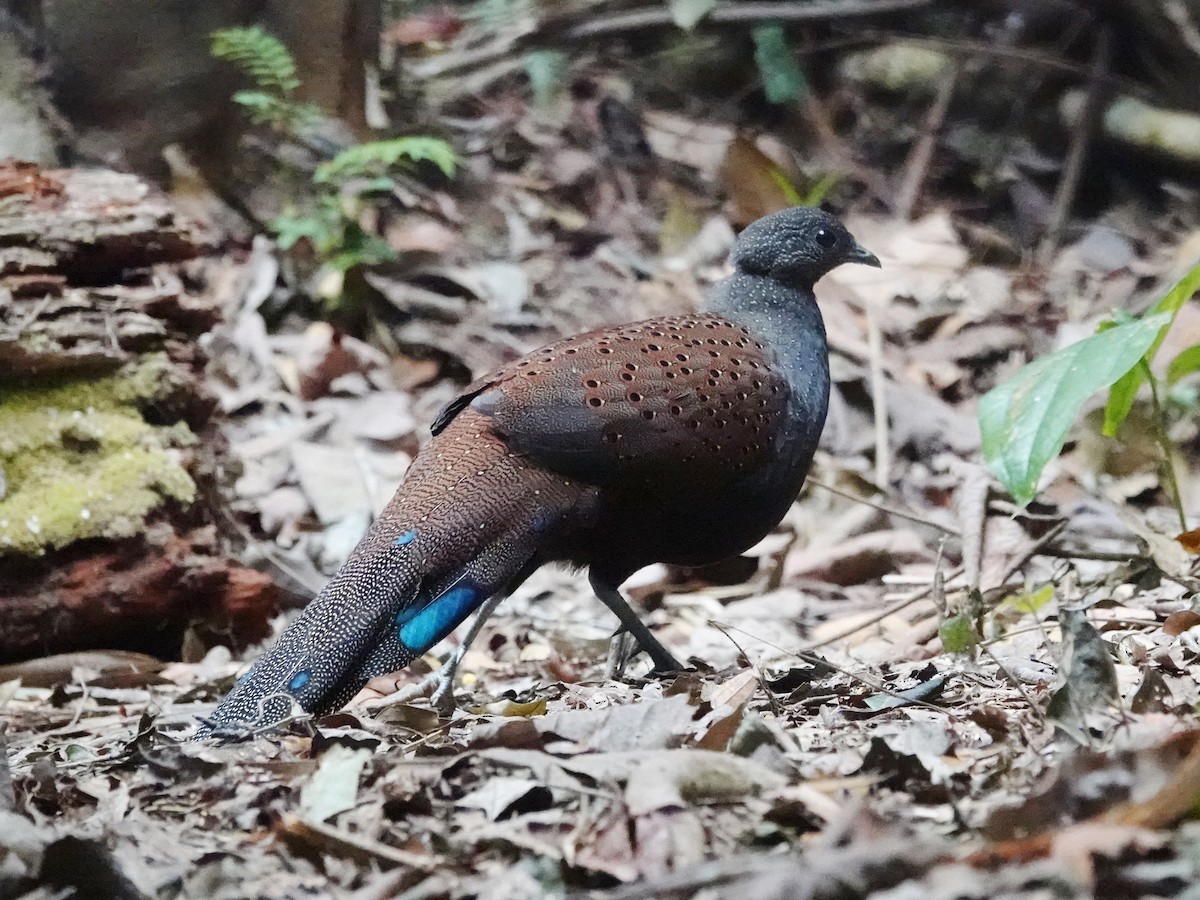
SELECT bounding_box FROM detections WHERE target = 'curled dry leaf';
[1163,609,1200,636]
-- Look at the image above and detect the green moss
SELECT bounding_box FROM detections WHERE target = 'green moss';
[0,355,198,555]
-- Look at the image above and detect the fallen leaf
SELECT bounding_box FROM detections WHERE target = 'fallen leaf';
[299,744,371,823]
[1163,610,1200,636]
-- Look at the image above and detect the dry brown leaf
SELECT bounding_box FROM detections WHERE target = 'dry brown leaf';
[717,134,794,229]
[1163,610,1200,636]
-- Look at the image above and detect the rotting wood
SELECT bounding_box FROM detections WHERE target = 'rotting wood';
[0,159,279,664]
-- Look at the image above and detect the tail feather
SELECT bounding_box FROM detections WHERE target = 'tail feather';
[196,410,587,739]
[338,538,540,704]
[195,556,421,737]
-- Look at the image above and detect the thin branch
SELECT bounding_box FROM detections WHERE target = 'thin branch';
[894,60,961,220]
[1037,28,1111,264]
[806,477,960,536]
[800,574,961,651]
[866,298,891,488]
[1144,360,1189,534]
[564,0,932,40]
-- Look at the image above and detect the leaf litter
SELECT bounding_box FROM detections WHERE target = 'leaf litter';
[8,51,1200,900]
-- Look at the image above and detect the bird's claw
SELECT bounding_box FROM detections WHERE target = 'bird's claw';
[604,630,682,680]
[390,650,463,716]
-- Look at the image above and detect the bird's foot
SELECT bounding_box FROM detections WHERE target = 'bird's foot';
[604,630,683,680]
[390,648,464,716]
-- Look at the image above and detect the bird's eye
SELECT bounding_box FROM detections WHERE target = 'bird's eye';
[815,228,837,249]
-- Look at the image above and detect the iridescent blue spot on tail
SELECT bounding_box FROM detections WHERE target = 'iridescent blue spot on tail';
[289,670,311,692]
[532,512,551,533]
[395,528,417,547]
[398,583,481,653]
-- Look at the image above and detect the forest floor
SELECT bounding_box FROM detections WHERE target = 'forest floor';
[8,33,1200,900]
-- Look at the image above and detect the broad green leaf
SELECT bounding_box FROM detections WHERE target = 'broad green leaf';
[1168,344,1200,385]
[752,26,808,105]
[939,614,979,653]
[979,312,1172,505]
[1103,261,1200,435]
[668,0,716,29]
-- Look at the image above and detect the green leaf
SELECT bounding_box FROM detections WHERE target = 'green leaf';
[271,213,331,251]
[315,137,458,184]
[979,312,1172,505]
[799,172,840,208]
[212,26,301,94]
[939,614,980,654]
[668,0,717,30]
[1103,261,1200,435]
[524,50,566,108]
[752,26,808,105]
[998,583,1055,616]
[1168,344,1200,385]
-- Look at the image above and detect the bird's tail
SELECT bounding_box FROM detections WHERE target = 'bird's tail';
[196,411,582,739]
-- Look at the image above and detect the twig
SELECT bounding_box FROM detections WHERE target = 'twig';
[1001,520,1068,584]
[931,536,948,616]
[564,0,932,40]
[1144,360,1189,533]
[713,622,955,716]
[953,463,992,591]
[800,573,961,651]
[979,645,1044,723]
[707,621,782,717]
[1037,28,1111,264]
[278,814,438,871]
[849,31,1129,88]
[865,298,890,488]
[894,61,961,220]
[1035,544,1141,563]
[807,477,960,536]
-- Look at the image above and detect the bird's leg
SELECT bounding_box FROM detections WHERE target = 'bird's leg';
[390,591,508,715]
[589,573,682,673]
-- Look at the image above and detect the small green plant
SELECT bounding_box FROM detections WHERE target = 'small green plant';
[978,261,1200,528]
[752,25,808,105]
[314,138,458,185]
[272,138,459,275]
[211,26,320,133]
[211,28,459,294]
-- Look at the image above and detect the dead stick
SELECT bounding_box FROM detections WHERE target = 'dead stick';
[1037,29,1111,264]
[866,297,890,488]
[894,61,961,220]
[565,0,931,39]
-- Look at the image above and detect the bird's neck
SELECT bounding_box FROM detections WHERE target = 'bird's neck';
[708,271,829,378]
[710,271,830,486]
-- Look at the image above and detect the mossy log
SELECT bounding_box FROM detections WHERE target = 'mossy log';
[0,160,278,663]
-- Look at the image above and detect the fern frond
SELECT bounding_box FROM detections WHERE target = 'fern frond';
[315,137,458,184]
[212,26,301,95]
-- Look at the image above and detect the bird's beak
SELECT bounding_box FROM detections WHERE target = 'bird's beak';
[845,239,881,268]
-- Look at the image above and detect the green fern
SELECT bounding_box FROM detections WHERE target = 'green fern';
[211,29,459,296]
[315,137,458,184]
[212,26,300,93]
[212,26,320,131]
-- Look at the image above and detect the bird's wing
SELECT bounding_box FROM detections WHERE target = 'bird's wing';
[433,314,792,487]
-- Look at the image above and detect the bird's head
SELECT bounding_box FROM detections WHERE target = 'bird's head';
[731,206,880,289]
